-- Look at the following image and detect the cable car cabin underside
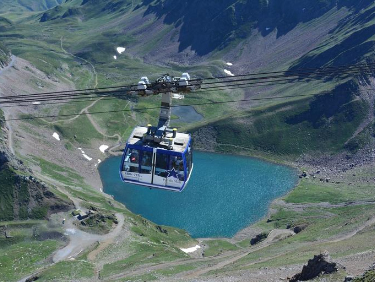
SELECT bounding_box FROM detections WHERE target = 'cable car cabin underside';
[120,126,193,192]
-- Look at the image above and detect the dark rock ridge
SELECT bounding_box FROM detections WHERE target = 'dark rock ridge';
[289,251,342,282]
[250,232,268,245]
[142,0,374,55]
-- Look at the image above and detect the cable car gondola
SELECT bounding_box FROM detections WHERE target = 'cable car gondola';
[120,73,200,192]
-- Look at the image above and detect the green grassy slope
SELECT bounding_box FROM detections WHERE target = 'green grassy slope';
[191,80,371,158]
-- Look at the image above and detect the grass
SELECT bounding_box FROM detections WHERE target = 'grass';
[99,242,188,279]
[36,260,95,281]
[285,180,352,204]
[200,89,368,157]
[121,263,200,281]
[0,240,60,282]
[28,156,86,187]
[97,212,197,278]
[203,240,239,257]
[53,115,106,145]
[284,178,375,204]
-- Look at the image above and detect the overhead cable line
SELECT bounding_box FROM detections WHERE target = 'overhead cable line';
[1,66,373,106]
[5,88,372,122]
[1,61,374,102]
[0,73,373,108]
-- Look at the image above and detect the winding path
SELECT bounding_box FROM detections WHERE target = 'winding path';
[60,37,98,88]
[104,229,295,281]
[53,213,125,263]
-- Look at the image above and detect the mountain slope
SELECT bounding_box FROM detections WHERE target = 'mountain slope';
[0,110,73,221]
[0,0,64,13]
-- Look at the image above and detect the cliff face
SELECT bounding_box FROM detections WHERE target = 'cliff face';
[0,111,73,221]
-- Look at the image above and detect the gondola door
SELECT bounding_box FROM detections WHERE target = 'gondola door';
[138,149,153,185]
[152,149,168,187]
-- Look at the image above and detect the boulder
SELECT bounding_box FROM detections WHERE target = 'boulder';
[289,251,340,282]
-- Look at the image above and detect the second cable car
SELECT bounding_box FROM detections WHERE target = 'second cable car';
[120,73,198,192]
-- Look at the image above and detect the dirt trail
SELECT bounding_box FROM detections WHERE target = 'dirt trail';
[84,101,128,143]
[328,216,375,243]
[41,97,103,124]
[60,37,98,88]
[185,229,295,279]
[53,213,125,263]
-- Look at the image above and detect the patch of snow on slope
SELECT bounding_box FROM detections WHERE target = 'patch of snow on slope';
[224,69,234,76]
[99,145,109,153]
[180,245,201,253]
[117,47,126,54]
[52,132,60,141]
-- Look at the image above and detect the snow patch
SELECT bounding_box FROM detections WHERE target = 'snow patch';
[180,245,201,253]
[82,154,92,161]
[226,62,233,66]
[52,132,60,141]
[99,145,109,153]
[117,47,126,54]
[113,55,117,60]
[224,69,235,76]
[95,159,102,167]
[32,101,41,105]
[78,148,92,161]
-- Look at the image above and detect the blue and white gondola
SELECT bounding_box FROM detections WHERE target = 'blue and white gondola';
[120,126,193,192]
[119,73,198,192]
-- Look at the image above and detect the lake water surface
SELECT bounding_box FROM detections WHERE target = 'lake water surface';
[99,152,297,238]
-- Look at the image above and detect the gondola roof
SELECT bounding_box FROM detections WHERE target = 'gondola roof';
[127,126,190,153]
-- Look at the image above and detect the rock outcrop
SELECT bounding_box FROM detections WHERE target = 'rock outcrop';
[289,251,341,282]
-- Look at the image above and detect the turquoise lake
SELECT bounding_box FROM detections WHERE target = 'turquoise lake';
[99,151,297,238]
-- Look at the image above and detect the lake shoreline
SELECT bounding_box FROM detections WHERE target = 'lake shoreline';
[99,151,299,239]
